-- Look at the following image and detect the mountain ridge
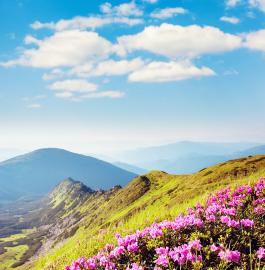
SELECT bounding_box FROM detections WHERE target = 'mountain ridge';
[0,148,136,202]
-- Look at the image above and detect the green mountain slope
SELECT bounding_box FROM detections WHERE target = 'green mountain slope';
[13,155,262,270]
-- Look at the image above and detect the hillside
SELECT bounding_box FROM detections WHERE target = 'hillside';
[0,148,136,202]
[5,155,262,270]
[66,178,265,269]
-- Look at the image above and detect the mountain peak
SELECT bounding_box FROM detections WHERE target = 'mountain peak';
[49,178,94,202]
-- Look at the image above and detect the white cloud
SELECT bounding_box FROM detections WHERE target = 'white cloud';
[220,16,240,24]
[100,1,143,17]
[226,0,241,7]
[118,23,242,59]
[48,79,98,93]
[142,0,158,3]
[244,29,265,52]
[55,92,74,99]
[1,30,112,68]
[48,79,124,100]
[31,16,143,31]
[128,61,215,82]
[42,68,65,81]
[150,7,187,19]
[70,58,145,77]
[79,91,125,99]
[30,21,55,30]
[100,2,113,14]
[54,89,124,100]
[27,103,42,109]
[68,64,94,78]
[249,0,265,12]
[93,58,144,76]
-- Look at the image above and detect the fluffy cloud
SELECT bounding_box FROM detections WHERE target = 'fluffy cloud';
[118,23,242,59]
[226,0,241,7]
[48,79,124,100]
[70,58,145,77]
[220,16,240,24]
[2,30,112,68]
[100,1,143,17]
[31,16,143,31]
[48,79,98,93]
[150,7,187,19]
[249,0,265,12]
[128,61,215,82]
[244,29,265,51]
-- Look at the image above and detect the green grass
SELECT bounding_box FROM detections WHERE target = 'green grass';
[0,229,35,243]
[30,155,265,270]
[0,245,28,270]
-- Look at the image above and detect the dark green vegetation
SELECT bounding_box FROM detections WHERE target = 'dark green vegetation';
[0,148,136,202]
[0,155,263,270]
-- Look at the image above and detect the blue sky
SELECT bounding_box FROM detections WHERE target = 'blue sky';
[0,0,265,156]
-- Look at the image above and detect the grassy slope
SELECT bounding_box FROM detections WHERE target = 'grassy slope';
[0,245,28,270]
[20,155,265,270]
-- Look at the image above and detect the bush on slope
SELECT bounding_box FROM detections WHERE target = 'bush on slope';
[66,178,265,270]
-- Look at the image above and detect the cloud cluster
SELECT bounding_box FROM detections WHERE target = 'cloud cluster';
[2,0,265,102]
[226,0,265,12]
[150,7,187,19]
[31,1,145,32]
[244,29,265,51]
[31,16,143,31]
[249,0,265,12]
[2,30,112,68]
[118,24,242,59]
[100,1,143,17]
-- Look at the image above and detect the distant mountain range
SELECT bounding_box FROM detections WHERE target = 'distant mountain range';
[1,143,265,203]
[0,148,136,202]
[113,162,147,175]
[113,141,264,173]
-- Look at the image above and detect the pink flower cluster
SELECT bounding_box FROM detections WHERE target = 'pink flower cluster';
[65,178,265,270]
[155,240,202,267]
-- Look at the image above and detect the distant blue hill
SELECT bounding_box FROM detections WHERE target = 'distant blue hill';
[236,145,265,157]
[113,162,147,175]
[0,148,136,202]
[114,141,262,174]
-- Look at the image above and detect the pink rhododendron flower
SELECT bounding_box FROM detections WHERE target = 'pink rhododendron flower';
[257,247,265,259]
